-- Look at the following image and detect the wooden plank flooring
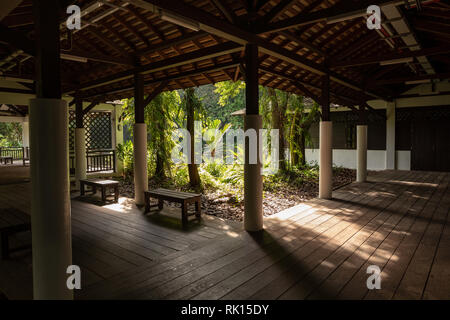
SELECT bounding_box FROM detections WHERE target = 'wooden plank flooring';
[0,170,448,300]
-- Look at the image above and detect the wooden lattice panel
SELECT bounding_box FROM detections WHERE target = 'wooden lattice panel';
[69,111,112,151]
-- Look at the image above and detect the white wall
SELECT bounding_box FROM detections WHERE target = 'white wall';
[305,149,411,170]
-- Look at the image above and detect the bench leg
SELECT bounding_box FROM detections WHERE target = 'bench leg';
[80,182,85,196]
[101,187,106,202]
[195,200,201,219]
[1,233,9,260]
[144,194,150,213]
[181,202,188,227]
[114,186,119,203]
[158,198,164,210]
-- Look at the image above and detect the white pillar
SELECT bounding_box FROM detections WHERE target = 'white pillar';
[29,98,72,300]
[22,117,29,148]
[386,101,396,170]
[133,123,148,206]
[244,114,263,231]
[357,125,368,182]
[319,121,333,199]
[74,128,86,189]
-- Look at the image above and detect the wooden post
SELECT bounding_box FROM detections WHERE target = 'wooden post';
[75,99,86,189]
[30,0,72,299]
[134,73,144,124]
[357,103,368,182]
[244,43,263,232]
[321,74,330,121]
[133,73,148,205]
[386,101,396,170]
[319,73,332,199]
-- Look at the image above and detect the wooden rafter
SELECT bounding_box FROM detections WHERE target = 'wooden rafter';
[70,42,242,93]
[262,0,298,24]
[209,0,237,24]
[257,0,404,34]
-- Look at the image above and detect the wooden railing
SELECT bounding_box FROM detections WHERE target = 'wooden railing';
[0,147,25,160]
[69,149,116,174]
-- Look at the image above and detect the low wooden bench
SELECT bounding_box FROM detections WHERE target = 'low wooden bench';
[144,188,201,227]
[0,208,31,259]
[80,179,119,203]
[0,156,13,165]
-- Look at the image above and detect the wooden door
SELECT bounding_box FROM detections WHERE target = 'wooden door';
[412,120,450,171]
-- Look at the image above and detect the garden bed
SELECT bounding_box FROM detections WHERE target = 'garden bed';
[115,167,356,222]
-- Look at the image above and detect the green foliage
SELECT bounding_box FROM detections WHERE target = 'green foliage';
[214,81,245,107]
[117,80,323,202]
[206,82,245,129]
[287,95,320,166]
[264,163,319,191]
[0,123,22,147]
[122,91,181,178]
[116,140,134,178]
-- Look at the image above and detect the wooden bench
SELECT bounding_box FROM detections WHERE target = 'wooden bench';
[0,156,13,165]
[0,208,31,259]
[144,188,201,227]
[80,179,119,203]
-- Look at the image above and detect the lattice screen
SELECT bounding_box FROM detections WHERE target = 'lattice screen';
[397,107,450,122]
[69,111,112,151]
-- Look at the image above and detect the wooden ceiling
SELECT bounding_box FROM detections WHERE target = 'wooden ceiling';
[0,0,449,106]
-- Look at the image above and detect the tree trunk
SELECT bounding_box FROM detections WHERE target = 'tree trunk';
[155,152,165,179]
[269,88,287,172]
[298,130,306,166]
[186,89,201,187]
[154,109,167,180]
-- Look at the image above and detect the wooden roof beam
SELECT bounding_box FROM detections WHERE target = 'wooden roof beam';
[331,45,450,68]
[0,23,134,66]
[257,0,405,34]
[279,31,326,57]
[69,41,242,93]
[371,71,450,86]
[261,0,298,24]
[209,0,238,24]
[143,80,168,105]
[6,104,26,116]
[137,0,383,99]
[81,59,240,98]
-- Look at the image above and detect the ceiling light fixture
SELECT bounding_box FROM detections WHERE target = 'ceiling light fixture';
[60,54,88,63]
[405,79,431,85]
[380,57,414,66]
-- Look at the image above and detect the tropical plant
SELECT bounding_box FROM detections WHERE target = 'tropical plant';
[288,96,320,167]
[121,90,181,180]
[116,140,134,178]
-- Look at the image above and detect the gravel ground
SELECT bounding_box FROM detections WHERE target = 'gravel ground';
[115,168,356,222]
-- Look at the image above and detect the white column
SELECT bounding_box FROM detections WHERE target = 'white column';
[74,128,86,189]
[386,101,396,170]
[133,123,148,206]
[319,121,333,199]
[29,98,72,300]
[22,117,29,148]
[357,125,368,182]
[244,114,263,231]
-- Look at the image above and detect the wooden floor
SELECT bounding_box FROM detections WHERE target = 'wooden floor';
[0,170,449,300]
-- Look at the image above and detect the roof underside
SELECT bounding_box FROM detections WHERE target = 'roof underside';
[0,0,449,106]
